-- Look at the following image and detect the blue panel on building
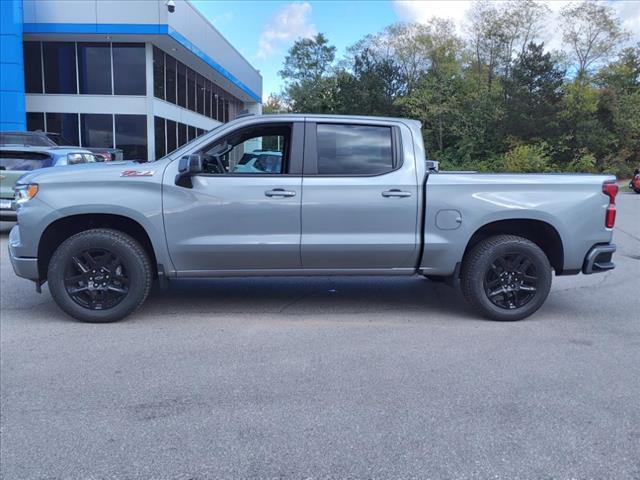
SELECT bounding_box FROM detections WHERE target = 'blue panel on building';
[0,0,26,131]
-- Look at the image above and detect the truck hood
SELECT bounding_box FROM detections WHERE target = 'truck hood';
[16,160,164,186]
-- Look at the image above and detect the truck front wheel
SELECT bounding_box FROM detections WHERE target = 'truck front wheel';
[47,229,153,323]
[460,235,552,321]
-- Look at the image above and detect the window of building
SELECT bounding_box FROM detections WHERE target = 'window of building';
[43,42,77,94]
[187,67,196,111]
[176,62,187,108]
[217,96,223,122]
[115,114,147,160]
[153,47,165,100]
[46,113,80,146]
[81,113,113,148]
[113,43,146,95]
[165,55,177,104]
[188,125,196,142]
[205,80,212,118]
[26,112,45,132]
[316,124,395,175]
[196,74,205,115]
[166,119,177,153]
[223,99,229,123]
[23,42,43,93]
[154,116,166,159]
[178,123,187,147]
[78,42,112,95]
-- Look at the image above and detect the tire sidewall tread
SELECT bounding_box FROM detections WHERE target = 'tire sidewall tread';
[460,234,552,321]
[47,228,153,323]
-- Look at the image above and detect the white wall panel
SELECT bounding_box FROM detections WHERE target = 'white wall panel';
[32,0,97,24]
[95,1,161,25]
[26,94,147,114]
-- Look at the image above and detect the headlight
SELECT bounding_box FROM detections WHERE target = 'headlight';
[14,184,39,205]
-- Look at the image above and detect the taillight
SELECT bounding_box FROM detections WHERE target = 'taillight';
[602,181,618,229]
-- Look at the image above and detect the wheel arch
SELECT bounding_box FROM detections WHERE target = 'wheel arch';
[462,219,565,274]
[38,214,158,281]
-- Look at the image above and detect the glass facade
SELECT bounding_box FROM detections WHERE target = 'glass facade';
[115,114,147,160]
[24,41,251,162]
[23,42,42,93]
[113,43,146,95]
[46,112,80,146]
[28,41,146,96]
[81,114,113,148]
[78,42,112,95]
[43,42,77,94]
[152,45,242,123]
[154,116,207,158]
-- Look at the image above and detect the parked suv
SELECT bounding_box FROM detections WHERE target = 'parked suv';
[0,131,123,162]
[0,146,98,222]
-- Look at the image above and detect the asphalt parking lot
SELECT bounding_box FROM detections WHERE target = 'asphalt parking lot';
[1,192,639,479]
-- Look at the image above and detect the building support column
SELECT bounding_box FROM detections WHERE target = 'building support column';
[0,0,26,131]
[144,42,155,161]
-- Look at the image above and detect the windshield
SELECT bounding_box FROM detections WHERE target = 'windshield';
[46,133,77,146]
[0,133,52,147]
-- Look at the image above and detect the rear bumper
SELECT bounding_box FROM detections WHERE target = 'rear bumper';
[582,243,616,274]
[8,225,40,281]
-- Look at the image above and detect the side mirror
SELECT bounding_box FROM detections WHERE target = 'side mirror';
[175,154,203,188]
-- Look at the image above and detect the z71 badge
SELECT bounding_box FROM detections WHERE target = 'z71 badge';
[121,170,154,177]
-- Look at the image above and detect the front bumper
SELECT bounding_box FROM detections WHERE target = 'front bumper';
[0,198,16,221]
[582,243,616,274]
[8,225,40,281]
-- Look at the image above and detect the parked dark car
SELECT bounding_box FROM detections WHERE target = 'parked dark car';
[0,131,123,162]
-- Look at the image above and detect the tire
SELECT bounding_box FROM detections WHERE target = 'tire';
[47,228,153,323]
[460,235,552,321]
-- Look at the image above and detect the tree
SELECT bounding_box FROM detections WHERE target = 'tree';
[279,33,338,113]
[560,1,629,78]
[504,42,565,142]
[279,33,336,83]
[262,94,288,114]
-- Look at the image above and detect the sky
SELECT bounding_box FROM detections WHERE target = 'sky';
[191,0,640,101]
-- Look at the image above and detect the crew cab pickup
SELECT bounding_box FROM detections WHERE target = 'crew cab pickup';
[8,114,617,323]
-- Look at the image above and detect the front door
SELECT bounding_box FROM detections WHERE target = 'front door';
[301,121,419,270]
[163,122,303,274]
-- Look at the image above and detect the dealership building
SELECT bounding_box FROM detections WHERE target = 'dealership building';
[0,0,262,161]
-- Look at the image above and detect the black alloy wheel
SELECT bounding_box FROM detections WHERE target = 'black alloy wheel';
[483,253,538,310]
[460,235,552,321]
[48,229,153,322]
[64,248,129,310]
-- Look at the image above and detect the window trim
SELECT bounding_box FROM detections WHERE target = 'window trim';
[303,121,402,177]
[193,122,303,177]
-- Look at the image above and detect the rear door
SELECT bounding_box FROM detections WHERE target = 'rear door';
[300,120,419,270]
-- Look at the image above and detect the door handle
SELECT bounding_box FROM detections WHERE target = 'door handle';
[265,188,296,198]
[382,189,412,198]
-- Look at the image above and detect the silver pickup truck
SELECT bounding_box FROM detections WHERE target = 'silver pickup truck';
[8,114,618,323]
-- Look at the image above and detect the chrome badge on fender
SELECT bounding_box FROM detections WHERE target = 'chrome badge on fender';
[121,170,154,177]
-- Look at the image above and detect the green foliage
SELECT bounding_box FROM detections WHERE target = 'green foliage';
[275,1,635,176]
[566,151,598,173]
[501,144,551,172]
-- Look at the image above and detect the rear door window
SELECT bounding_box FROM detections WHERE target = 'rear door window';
[316,124,395,175]
[0,151,52,171]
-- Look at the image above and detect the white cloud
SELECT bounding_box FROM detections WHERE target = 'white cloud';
[256,2,316,59]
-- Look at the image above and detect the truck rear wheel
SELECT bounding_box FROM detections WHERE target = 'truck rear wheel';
[47,229,153,323]
[460,235,552,321]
